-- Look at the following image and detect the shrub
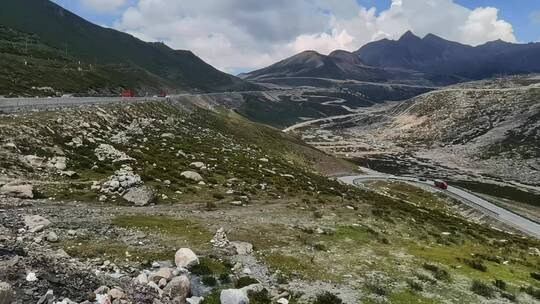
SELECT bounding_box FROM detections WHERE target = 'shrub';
[366,283,388,296]
[219,273,231,284]
[463,259,487,272]
[212,193,225,200]
[191,264,212,275]
[235,276,259,288]
[202,276,217,286]
[521,286,540,300]
[471,280,495,298]
[416,273,437,285]
[247,289,271,304]
[407,279,423,292]
[314,292,343,304]
[493,279,506,290]
[501,292,517,302]
[423,263,451,282]
[531,272,540,281]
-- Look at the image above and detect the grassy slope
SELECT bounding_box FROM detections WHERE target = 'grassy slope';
[1,102,539,303]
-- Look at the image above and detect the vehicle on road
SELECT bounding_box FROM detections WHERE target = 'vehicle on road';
[434,180,448,190]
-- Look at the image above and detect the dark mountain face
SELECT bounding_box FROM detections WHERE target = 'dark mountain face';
[0,0,254,93]
[356,31,540,82]
[240,49,430,84]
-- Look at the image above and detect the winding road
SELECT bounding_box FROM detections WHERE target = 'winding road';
[339,174,540,239]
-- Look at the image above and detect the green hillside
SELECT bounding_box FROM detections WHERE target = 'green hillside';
[0,0,255,95]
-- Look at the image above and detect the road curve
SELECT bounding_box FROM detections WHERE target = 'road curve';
[339,175,540,239]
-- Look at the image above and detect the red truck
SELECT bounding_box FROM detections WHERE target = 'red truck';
[121,90,135,98]
[434,180,448,190]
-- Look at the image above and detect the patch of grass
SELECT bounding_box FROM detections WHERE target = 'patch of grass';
[235,276,259,288]
[263,253,337,281]
[389,290,440,304]
[202,276,217,287]
[112,215,212,250]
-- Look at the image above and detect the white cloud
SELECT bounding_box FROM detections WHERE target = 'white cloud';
[113,0,516,72]
[81,0,127,12]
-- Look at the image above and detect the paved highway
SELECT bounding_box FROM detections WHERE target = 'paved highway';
[339,175,540,239]
[0,90,286,113]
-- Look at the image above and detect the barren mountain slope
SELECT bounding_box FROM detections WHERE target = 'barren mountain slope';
[296,76,540,186]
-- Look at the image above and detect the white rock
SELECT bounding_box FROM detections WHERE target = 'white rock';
[174,248,199,268]
[186,296,204,304]
[162,275,190,301]
[46,231,59,242]
[108,288,124,300]
[1,181,33,199]
[135,273,148,285]
[277,298,289,304]
[26,272,38,282]
[258,158,269,163]
[220,289,249,304]
[230,241,253,255]
[190,162,206,170]
[180,171,203,182]
[24,215,51,233]
[94,144,134,163]
[122,186,154,206]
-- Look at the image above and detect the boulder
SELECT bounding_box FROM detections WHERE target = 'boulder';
[36,289,53,304]
[152,268,173,282]
[189,162,206,170]
[122,186,154,206]
[48,157,67,171]
[220,289,249,304]
[24,215,51,233]
[180,171,203,182]
[174,248,199,268]
[108,288,125,300]
[230,241,253,255]
[46,231,59,243]
[0,282,13,304]
[20,155,47,169]
[186,296,204,304]
[0,181,33,199]
[162,275,190,301]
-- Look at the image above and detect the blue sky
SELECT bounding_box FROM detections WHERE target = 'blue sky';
[52,0,540,72]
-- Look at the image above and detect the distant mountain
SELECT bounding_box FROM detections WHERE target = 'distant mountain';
[356,31,540,82]
[240,49,428,84]
[0,0,254,95]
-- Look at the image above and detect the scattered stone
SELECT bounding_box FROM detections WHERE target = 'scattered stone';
[135,273,148,285]
[122,186,155,206]
[190,162,206,170]
[180,171,203,182]
[37,289,54,304]
[277,298,289,304]
[94,144,134,163]
[162,275,191,301]
[220,289,249,304]
[46,231,59,242]
[108,288,124,300]
[153,268,173,281]
[26,272,38,282]
[230,241,253,255]
[186,296,204,304]
[24,215,51,233]
[174,248,199,268]
[0,181,33,199]
[259,158,269,163]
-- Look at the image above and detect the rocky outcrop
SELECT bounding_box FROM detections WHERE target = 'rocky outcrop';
[24,215,52,233]
[122,186,155,206]
[94,144,134,163]
[180,171,203,182]
[0,181,33,199]
[174,248,199,268]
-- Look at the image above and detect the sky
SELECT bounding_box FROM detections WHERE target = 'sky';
[52,0,540,74]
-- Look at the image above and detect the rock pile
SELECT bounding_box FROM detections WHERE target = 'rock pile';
[94,144,134,163]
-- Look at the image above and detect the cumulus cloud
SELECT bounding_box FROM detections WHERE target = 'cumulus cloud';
[113,0,516,72]
[81,0,127,12]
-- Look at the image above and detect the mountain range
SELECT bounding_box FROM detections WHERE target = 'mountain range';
[0,0,254,95]
[243,31,540,86]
